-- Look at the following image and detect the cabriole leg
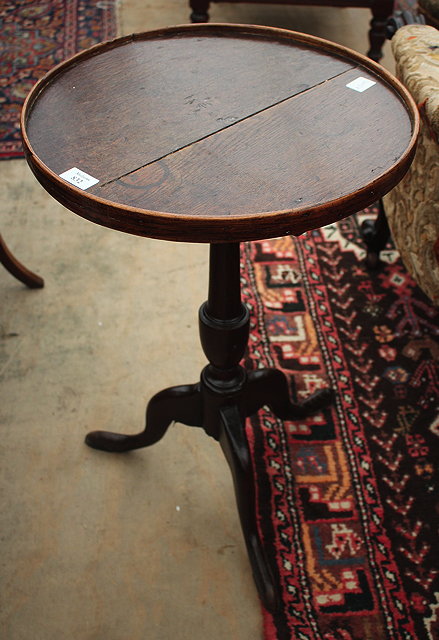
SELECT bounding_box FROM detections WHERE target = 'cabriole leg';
[85,383,202,452]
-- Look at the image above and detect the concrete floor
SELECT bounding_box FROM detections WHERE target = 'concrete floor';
[1,2,395,639]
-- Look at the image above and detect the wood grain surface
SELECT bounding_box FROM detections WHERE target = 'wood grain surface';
[21,24,419,243]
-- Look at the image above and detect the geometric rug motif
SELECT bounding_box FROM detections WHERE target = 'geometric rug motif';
[0,0,117,159]
[241,207,439,640]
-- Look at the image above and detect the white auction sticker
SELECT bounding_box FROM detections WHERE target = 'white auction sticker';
[59,167,99,190]
[346,77,376,93]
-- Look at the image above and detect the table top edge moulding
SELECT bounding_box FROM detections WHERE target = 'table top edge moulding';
[21,23,420,243]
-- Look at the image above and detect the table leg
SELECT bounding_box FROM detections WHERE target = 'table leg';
[85,383,203,452]
[360,199,390,269]
[85,242,333,611]
[243,368,333,419]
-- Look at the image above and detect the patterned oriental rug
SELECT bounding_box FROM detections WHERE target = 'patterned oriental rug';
[0,0,117,159]
[241,209,439,640]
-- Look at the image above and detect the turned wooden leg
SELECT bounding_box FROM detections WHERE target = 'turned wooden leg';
[368,0,394,62]
[85,383,203,452]
[0,233,44,288]
[360,199,391,269]
[190,0,210,22]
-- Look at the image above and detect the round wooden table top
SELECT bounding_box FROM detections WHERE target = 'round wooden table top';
[22,23,419,243]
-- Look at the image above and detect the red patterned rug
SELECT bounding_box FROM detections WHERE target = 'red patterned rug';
[241,208,439,640]
[0,0,117,159]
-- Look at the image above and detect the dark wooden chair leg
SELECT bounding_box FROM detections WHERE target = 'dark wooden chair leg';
[0,233,44,288]
[367,0,395,61]
[190,0,210,22]
[360,199,391,269]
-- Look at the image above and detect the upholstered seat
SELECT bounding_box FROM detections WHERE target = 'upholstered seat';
[382,24,439,305]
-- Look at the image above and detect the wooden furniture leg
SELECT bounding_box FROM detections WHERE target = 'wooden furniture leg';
[0,233,44,288]
[190,0,210,22]
[368,0,394,62]
[189,0,394,62]
[360,200,391,269]
[85,242,332,611]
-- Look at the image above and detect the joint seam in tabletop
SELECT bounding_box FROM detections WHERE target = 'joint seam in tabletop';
[98,66,359,189]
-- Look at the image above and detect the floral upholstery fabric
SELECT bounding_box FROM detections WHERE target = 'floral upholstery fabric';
[383,25,439,305]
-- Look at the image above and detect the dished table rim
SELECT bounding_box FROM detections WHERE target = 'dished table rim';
[20,23,420,243]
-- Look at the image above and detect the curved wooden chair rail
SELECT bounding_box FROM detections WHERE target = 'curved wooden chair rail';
[0,233,44,289]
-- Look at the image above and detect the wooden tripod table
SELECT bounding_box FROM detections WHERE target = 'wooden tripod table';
[21,24,418,611]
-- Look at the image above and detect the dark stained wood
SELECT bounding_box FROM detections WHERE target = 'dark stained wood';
[189,0,395,62]
[21,24,418,244]
[97,67,413,231]
[360,198,391,268]
[0,233,44,288]
[24,31,353,184]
